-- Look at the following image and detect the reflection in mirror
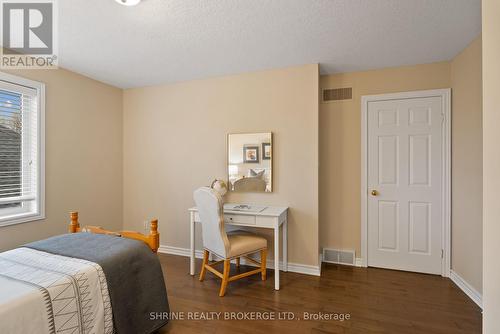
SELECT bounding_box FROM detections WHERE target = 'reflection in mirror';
[227,132,272,193]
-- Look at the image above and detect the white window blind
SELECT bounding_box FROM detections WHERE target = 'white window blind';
[0,74,44,226]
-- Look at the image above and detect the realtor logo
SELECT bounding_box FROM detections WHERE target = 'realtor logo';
[0,0,58,69]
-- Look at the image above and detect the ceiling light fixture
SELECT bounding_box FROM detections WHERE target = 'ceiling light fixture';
[115,0,141,6]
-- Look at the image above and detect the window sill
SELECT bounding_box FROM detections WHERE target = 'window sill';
[0,213,45,228]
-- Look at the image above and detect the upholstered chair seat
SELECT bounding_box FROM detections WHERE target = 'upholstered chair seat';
[193,187,268,296]
[226,231,267,258]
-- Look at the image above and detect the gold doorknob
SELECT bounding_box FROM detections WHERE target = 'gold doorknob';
[371,190,379,196]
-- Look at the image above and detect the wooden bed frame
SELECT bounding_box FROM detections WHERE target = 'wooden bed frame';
[68,212,160,253]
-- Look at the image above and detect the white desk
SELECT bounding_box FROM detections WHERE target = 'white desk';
[189,204,288,290]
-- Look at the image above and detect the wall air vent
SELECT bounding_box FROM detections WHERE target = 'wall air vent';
[322,87,353,103]
[322,248,355,266]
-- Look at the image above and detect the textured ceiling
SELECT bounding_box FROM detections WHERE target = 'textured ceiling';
[58,0,481,88]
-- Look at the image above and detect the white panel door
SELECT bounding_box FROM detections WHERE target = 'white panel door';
[367,96,443,274]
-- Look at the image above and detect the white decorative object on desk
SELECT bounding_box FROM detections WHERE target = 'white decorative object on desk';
[210,179,228,197]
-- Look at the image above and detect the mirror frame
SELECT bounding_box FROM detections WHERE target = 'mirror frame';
[226,132,273,193]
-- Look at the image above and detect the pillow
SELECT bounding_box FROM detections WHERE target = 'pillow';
[248,169,265,178]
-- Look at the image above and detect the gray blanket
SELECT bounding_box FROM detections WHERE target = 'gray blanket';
[26,233,169,334]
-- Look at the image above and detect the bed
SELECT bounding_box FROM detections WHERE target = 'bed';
[0,212,170,334]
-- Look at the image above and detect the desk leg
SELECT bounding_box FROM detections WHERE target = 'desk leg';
[190,212,195,276]
[274,224,280,290]
[283,218,288,272]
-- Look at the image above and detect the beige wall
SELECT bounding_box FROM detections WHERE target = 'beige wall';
[0,68,123,251]
[123,64,319,266]
[482,0,500,331]
[450,37,483,293]
[319,62,451,256]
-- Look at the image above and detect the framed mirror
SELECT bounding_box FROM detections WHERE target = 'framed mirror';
[227,132,273,193]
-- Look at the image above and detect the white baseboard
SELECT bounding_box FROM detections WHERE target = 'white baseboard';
[158,244,321,276]
[355,258,364,267]
[158,245,205,258]
[449,270,482,309]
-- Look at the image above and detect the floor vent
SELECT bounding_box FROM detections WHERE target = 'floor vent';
[322,248,355,266]
[322,87,353,102]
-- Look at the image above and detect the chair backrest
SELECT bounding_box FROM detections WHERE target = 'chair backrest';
[233,177,266,192]
[193,187,229,257]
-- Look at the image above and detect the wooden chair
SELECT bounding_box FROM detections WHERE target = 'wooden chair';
[193,187,267,297]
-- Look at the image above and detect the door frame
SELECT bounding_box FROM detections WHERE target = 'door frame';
[360,89,451,277]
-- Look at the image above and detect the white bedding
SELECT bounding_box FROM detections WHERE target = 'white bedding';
[0,247,114,334]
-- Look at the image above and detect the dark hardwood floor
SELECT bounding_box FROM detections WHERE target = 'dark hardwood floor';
[157,254,481,334]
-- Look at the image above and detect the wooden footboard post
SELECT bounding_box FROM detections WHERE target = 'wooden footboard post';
[69,212,80,233]
[149,219,159,253]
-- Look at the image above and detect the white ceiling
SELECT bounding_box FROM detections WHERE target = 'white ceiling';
[58,0,481,88]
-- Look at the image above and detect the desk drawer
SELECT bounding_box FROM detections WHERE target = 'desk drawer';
[224,214,256,225]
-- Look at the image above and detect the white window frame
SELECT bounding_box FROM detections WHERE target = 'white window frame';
[0,72,45,227]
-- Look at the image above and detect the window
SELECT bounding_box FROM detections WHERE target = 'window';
[0,73,44,227]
